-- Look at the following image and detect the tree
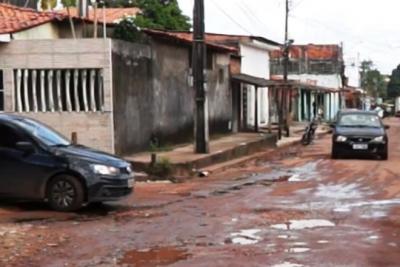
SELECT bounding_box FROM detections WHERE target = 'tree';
[61,0,76,39]
[359,60,387,98]
[387,65,400,98]
[133,0,191,31]
[40,0,57,10]
[103,0,136,7]
[113,16,143,42]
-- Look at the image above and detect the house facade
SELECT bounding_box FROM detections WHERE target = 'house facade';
[0,4,234,155]
[271,44,345,121]
[202,34,281,131]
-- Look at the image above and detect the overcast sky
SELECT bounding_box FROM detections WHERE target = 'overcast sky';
[177,0,400,86]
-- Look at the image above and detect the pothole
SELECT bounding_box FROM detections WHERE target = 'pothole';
[271,219,335,230]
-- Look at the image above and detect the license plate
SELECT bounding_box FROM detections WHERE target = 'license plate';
[353,144,368,150]
[127,179,135,188]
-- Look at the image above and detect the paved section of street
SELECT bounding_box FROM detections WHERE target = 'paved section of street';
[1,119,400,267]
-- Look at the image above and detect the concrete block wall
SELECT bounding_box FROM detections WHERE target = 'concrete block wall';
[112,39,233,155]
[0,39,115,153]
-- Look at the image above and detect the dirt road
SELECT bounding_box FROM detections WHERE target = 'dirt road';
[1,118,400,267]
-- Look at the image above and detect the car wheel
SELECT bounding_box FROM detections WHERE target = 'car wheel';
[47,175,85,212]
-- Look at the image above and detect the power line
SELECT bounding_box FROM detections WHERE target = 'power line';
[291,15,398,52]
[236,0,274,36]
[292,0,307,9]
[209,0,254,35]
[234,2,261,32]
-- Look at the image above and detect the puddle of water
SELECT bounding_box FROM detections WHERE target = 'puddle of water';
[271,219,335,230]
[333,207,351,213]
[315,183,366,199]
[368,235,379,240]
[118,246,190,267]
[286,247,311,253]
[333,199,400,214]
[360,210,387,219]
[287,161,322,182]
[288,174,301,182]
[317,240,329,244]
[272,262,304,267]
[250,160,322,184]
[230,229,262,245]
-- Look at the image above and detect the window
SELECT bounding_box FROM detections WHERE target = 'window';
[0,70,4,111]
[338,114,381,128]
[0,124,25,149]
[14,69,104,113]
[309,61,335,74]
[13,118,70,147]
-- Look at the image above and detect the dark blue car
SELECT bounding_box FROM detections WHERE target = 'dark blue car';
[0,114,134,211]
[331,110,389,160]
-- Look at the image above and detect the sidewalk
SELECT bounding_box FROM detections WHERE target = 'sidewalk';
[126,132,277,176]
[126,123,331,179]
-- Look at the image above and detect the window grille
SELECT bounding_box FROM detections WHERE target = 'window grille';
[14,69,104,113]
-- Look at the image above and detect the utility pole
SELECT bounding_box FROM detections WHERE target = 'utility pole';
[279,0,291,139]
[193,0,209,153]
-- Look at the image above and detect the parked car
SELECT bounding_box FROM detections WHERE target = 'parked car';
[331,110,389,160]
[0,114,134,211]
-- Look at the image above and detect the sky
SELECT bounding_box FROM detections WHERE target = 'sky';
[177,0,400,86]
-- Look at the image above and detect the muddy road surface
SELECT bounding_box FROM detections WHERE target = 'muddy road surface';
[1,118,400,267]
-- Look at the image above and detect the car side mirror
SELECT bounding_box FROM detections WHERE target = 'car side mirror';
[16,141,35,154]
[385,125,390,130]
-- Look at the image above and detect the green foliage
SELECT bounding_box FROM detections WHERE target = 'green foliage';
[104,0,137,7]
[359,60,387,98]
[41,0,57,10]
[134,0,191,31]
[61,0,76,7]
[149,143,172,152]
[112,17,143,42]
[147,157,173,178]
[387,65,400,98]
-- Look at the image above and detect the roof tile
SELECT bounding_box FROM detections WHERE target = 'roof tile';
[271,44,341,60]
[0,3,62,34]
[59,7,141,25]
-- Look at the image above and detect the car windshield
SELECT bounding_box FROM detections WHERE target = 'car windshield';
[338,114,381,128]
[13,118,71,147]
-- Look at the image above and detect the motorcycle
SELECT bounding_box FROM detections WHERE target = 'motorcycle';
[301,117,319,145]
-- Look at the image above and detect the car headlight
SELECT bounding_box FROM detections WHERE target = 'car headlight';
[91,164,120,176]
[336,136,347,142]
[372,136,384,142]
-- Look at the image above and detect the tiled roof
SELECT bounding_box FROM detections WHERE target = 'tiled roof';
[0,3,63,34]
[271,44,341,60]
[146,31,281,47]
[143,29,238,53]
[59,7,141,25]
[204,33,281,46]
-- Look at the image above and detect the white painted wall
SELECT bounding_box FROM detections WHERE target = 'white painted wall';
[12,22,60,40]
[240,42,273,127]
[287,74,342,89]
[288,73,342,121]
